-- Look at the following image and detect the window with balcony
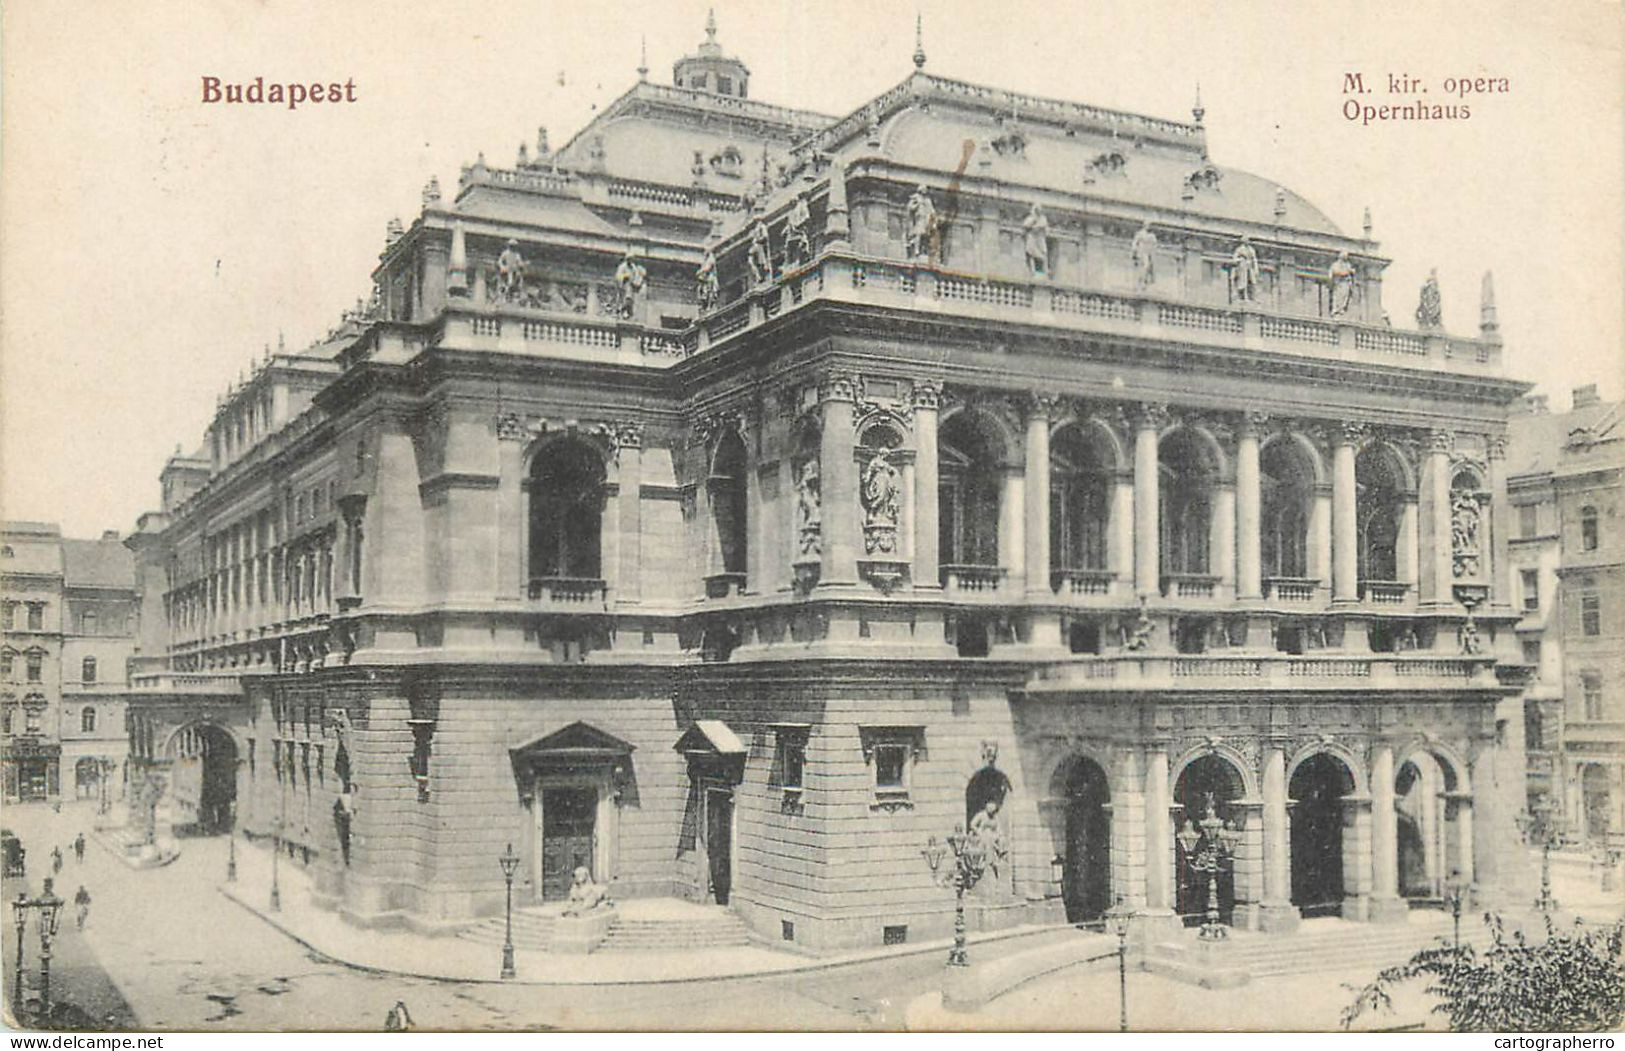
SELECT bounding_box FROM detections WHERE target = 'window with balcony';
[528,438,607,589]
[939,410,1006,571]
[1260,438,1314,580]
[1159,428,1219,580]
[1050,422,1113,584]
[81,706,96,733]
[82,656,97,682]
[1355,444,1407,589]
[1580,506,1599,551]
[1581,594,1601,637]
[1582,672,1603,721]
[1521,569,1540,612]
[861,726,923,810]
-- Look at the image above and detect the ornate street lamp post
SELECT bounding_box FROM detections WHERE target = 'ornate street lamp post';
[1104,895,1133,1032]
[35,878,63,1020]
[226,800,238,883]
[922,826,992,968]
[270,813,282,912]
[11,892,28,1017]
[1519,796,1560,915]
[1175,794,1240,941]
[497,842,520,980]
[1444,869,1470,953]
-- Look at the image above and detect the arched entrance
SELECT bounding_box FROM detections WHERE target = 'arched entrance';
[1394,750,1463,900]
[1173,754,1245,926]
[1054,756,1111,924]
[167,723,238,834]
[1289,752,1355,916]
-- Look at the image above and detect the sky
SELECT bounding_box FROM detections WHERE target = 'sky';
[2,0,1621,538]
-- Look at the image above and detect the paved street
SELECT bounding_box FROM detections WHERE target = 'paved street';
[4,800,1620,1032]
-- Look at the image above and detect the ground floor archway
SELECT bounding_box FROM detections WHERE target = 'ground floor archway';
[1173,753,1244,925]
[1289,752,1355,916]
[1055,755,1111,924]
[167,722,238,834]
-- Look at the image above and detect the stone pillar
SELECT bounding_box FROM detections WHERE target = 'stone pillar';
[1487,435,1511,611]
[1232,799,1265,928]
[1311,485,1333,593]
[1136,744,1181,942]
[1397,496,1420,588]
[1343,796,1374,920]
[496,420,526,599]
[616,428,644,603]
[1421,429,1455,606]
[1259,741,1299,931]
[1333,425,1361,603]
[999,468,1025,580]
[1133,405,1165,597]
[1470,742,1498,903]
[1236,414,1264,600]
[1213,483,1236,595]
[1024,395,1058,597]
[819,375,859,586]
[1110,473,1134,590]
[1369,744,1408,921]
[911,381,941,588]
[823,161,849,249]
[1112,750,1148,911]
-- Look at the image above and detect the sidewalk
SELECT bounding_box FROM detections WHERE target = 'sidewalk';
[218,839,1066,986]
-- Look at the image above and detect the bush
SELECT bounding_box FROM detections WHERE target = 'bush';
[1342,913,1625,1032]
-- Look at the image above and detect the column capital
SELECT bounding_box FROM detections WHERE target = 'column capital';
[1132,402,1170,431]
[1486,433,1508,461]
[1019,391,1066,422]
[594,419,644,450]
[1427,428,1455,455]
[1338,421,1369,447]
[495,412,530,443]
[910,378,943,411]
[1238,411,1271,439]
[818,373,859,405]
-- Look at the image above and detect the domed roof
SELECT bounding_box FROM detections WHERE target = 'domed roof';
[673,9,751,99]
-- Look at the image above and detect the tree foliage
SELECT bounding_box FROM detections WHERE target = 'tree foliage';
[1342,913,1625,1032]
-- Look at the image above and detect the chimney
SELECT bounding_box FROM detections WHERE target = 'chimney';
[1573,384,1600,410]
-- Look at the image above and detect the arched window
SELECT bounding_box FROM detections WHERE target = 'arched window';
[708,431,749,581]
[82,657,97,683]
[1260,439,1314,579]
[1159,429,1218,578]
[939,412,1004,569]
[81,706,97,733]
[1581,505,1599,552]
[1356,445,1406,585]
[1050,423,1112,576]
[528,440,607,581]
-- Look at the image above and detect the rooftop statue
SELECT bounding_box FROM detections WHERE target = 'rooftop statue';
[696,247,720,313]
[1022,204,1050,278]
[747,218,773,286]
[1328,250,1357,317]
[782,193,812,269]
[614,248,647,320]
[1229,236,1260,304]
[1416,268,1443,329]
[1131,221,1158,290]
[496,239,526,304]
[906,185,937,263]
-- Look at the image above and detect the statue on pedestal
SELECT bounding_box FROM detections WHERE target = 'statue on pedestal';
[696,247,720,313]
[1131,221,1158,290]
[1416,268,1443,329]
[860,453,901,554]
[496,239,526,304]
[782,193,812,269]
[1328,250,1357,317]
[1229,236,1260,303]
[561,867,610,915]
[967,798,1009,878]
[748,219,773,286]
[614,248,647,320]
[1022,203,1050,277]
[906,184,938,262]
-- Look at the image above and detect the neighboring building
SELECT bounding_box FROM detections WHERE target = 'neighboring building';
[1509,385,1625,848]
[122,17,1536,952]
[2,522,135,803]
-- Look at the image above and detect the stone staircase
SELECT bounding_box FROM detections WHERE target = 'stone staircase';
[458,901,752,953]
[1148,914,1490,982]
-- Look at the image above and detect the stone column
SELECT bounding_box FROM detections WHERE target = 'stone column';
[1110,472,1134,590]
[1343,795,1374,920]
[1133,405,1166,597]
[999,468,1026,580]
[1397,496,1420,588]
[1487,435,1511,611]
[1024,395,1058,598]
[1311,485,1333,592]
[1232,799,1265,929]
[819,375,859,586]
[1213,483,1236,596]
[1369,744,1408,921]
[1236,414,1264,600]
[615,426,644,603]
[1112,750,1148,911]
[1333,424,1361,603]
[1136,744,1181,942]
[912,381,942,588]
[1421,429,1455,606]
[1470,742,1498,904]
[496,419,526,599]
[1259,741,1299,931]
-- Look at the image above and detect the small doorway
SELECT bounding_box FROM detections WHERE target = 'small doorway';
[541,786,598,902]
[1289,752,1355,916]
[706,787,734,905]
[1057,756,1111,924]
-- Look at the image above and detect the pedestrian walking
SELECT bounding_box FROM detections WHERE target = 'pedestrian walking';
[73,885,91,930]
[384,1001,414,1031]
[73,833,86,863]
[51,846,63,875]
